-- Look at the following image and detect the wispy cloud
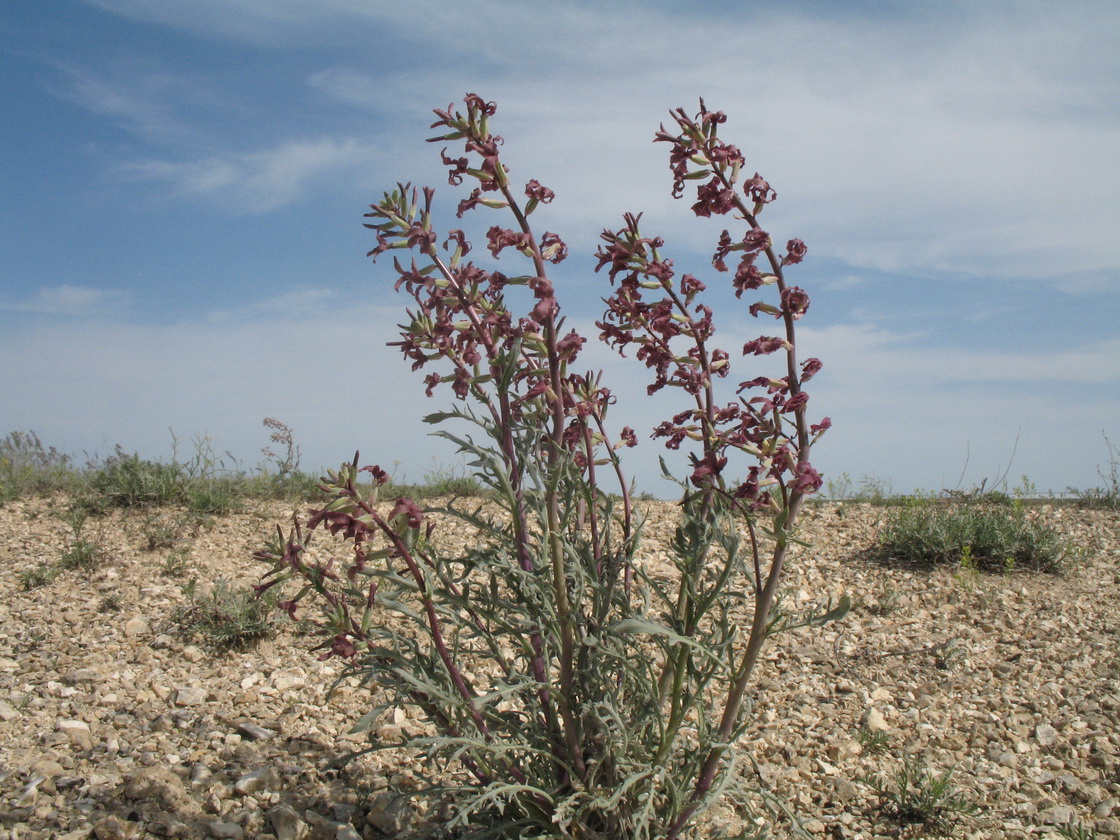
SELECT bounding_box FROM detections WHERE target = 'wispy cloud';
[66,0,1120,284]
[119,137,383,212]
[1,285,131,316]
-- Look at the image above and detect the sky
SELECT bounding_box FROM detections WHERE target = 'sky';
[2,0,1118,498]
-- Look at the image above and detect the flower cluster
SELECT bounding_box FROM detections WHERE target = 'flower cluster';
[363,96,631,478]
[596,100,829,507]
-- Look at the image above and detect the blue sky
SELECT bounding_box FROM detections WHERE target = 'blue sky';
[2,0,1118,497]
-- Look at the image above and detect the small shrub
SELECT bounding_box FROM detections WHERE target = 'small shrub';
[162,546,193,578]
[864,754,978,834]
[0,430,82,501]
[184,477,241,515]
[20,562,59,590]
[258,95,837,839]
[174,578,276,648]
[876,504,1068,573]
[58,506,105,571]
[858,727,890,753]
[89,449,185,508]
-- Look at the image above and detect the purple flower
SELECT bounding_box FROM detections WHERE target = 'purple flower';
[391,498,424,529]
[361,465,392,486]
[733,260,764,298]
[691,178,736,218]
[742,336,788,356]
[743,173,776,206]
[781,286,811,320]
[790,462,823,495]
[782,238,807,266]
[801,358,823,381]
[525,179,555,203]
[742,228,771,254]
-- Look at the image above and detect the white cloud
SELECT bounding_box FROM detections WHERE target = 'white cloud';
[120,137,384,212]
[1,285,131,316]
[2,302,1115,497]
[67,0,1120,284]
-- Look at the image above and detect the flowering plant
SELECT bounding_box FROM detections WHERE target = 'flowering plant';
[256,94,841,839]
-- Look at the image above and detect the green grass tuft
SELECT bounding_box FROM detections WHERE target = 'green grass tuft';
[875,503,1069,573]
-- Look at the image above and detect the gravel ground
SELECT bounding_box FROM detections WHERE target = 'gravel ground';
[1,496,1117,840]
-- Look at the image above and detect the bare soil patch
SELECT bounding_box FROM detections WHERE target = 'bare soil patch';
[1,498,1117,839]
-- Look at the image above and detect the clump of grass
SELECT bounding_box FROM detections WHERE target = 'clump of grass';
[162,546,193,578]
[174,578,277,648]
[858,726,891,753]
[1058,819,1099,839]
[864,754,978,834]
[876,503,1069,573]
[88,449,185,508]
[58,506,105,571]
[0,430,84,501]
[20,562,59,590]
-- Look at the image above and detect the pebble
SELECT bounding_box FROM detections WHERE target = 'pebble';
[863,708,889,732]
[57,719,93,751]
[267,803,306,840]
[233,765,281,795]
[1035,723,1059,748]
[173,686,208,706]
[93,815,140,840]
[123,766,189,812]
[207,820,244,840]
[236,721,275,741]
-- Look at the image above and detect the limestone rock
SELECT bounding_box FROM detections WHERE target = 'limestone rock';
[123,766,190,812]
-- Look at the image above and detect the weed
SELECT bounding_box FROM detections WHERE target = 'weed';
[865,586,902,616]
[258,95,838,839]
[89,449,185,508]
[174,578,276,648]
[99,592,123,612]
[261,417,302,478]
[858,727,890,753]
[877,503,1068,573]
[864,754,978,834]
[162,546,193,577]
[58,506,105,571]
[1058,819,1099,839]
[19,562,58,590]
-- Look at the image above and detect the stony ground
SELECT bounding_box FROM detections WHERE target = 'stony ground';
[1,495,1117,840]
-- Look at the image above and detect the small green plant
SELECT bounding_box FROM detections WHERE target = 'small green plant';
[99,592,123,612]
[162,546,193,577]
[1058,818,1099,839]
[58,506,105,571]
[864,586,901,616]
[877,503,1068,573]
[174,578,277,648]
[19,562,59,590]
[0,430,83,501]
[89,448,185,508]
[934,640,965,671]
[858,726,890,753]
[864,754,978,834]
[954,545,980,590]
